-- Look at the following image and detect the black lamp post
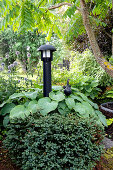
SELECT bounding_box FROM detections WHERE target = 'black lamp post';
[38,44,56,97]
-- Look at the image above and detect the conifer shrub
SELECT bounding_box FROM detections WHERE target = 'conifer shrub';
[4,113,104,170]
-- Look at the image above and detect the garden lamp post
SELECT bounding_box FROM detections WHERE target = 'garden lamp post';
[38,44,56,97]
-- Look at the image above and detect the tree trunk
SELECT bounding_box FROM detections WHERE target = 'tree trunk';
[80,0,113,78]
[111,0,113,58]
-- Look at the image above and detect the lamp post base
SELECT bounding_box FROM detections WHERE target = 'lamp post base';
[43,61,51,97]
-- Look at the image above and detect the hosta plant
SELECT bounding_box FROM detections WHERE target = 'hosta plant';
[0,86,107,127]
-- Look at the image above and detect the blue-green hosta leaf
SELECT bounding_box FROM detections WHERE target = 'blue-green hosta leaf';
[10,105,30,119]
[38,97,58,116]
[23,91,38,100]
[95,110,107,127]
[49,91,65,102]
[1,103,16,116]
[75,92,98,109]
[24,101,30,107]
[71,87,79,92]
[58,101,70,115]
[9,93,24,99]
[0,100,9,108]
[58,101,67,110]
[52,86,63,91]
[70,94,83,102]
[3,115,10,127]
[73,101,95,118]
[74,102,88,117]
[27,100,39,114]
[65,97,76,110]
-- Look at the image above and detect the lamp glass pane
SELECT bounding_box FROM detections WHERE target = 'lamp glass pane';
[47,50,50,58]
[43,51,46,58]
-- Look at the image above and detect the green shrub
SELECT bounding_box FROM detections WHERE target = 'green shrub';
[4,113,104,170]
[70,50,113,87]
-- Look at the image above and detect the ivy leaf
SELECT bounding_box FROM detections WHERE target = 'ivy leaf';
[1,103,16,116]
[10,105,30,119]
[65,97,76,110]
[38,97,58,116]
[49,91,65,102]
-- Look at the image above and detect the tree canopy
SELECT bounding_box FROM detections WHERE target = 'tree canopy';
[0,0,113,77]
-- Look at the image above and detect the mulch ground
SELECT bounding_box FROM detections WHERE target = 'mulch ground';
[0,140,20,170]
[0,124,113,170]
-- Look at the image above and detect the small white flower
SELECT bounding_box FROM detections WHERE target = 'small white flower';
[27,46,30,51]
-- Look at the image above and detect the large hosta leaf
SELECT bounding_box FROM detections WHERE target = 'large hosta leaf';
[52,86,63,91]
[3,115,10,127]
[58,101,70,115]
[9,93,24,99]
[49,91,65,102]
[10,105,30,119]
[27,100,39,114]
[95,110,107,127]
[75,92,98,109]
[38,97,58,116]
[1,103,15,116]
[73,101,95,118]
[65,97,75,110]
[23,91,38,100]
[69,94,83,102]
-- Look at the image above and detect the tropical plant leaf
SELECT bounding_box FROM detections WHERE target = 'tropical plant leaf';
[38,97,58,116]
[49,91,65,102]
[10,105,30,119]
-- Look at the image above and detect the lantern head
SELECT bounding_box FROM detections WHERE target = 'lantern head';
[38,44,56,61]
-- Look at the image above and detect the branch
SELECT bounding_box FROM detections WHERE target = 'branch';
[48,2,72,10]
[48,2,81,11]
[104,30,112,39]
